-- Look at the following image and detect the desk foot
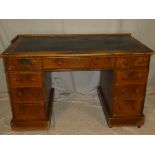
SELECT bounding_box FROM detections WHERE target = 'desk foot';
[97,86,144,128]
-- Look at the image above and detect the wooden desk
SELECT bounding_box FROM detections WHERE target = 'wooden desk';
[1,34,153,130]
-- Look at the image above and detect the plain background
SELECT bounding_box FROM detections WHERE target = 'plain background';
[0,19,155,95]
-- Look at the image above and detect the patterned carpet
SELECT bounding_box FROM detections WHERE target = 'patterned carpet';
[0,91,155,135]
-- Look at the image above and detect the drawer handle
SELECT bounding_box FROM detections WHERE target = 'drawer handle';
[56,59,63,65]
[18,92,22,97]
[15,78,20,83]
[31,78,36,81]
[135,74,143,79]
[136,58,144,65]
[135,89,140,94]
[91,59,97,65]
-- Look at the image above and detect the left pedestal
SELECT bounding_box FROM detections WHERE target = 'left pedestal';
[4,57,54,131]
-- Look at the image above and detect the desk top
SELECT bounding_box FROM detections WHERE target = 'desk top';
[2,34,153,57]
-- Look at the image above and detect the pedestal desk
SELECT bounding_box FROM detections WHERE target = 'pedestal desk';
[0,34,153,130]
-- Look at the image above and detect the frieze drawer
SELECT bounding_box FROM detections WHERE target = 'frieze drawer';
[116,56,150,68]
[5,58,42,71]
[43,56,115,70]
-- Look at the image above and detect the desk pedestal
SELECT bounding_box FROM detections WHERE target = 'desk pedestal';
[98,86,144,127]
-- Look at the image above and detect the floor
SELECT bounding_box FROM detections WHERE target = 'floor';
[0,91,155,135]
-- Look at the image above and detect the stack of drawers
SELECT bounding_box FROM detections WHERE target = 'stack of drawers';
[5,57,46,124]
[114,56,150,117]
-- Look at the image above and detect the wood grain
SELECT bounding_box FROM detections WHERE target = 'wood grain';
[1,34,153,129]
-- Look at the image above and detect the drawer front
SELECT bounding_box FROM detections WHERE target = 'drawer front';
[11,88,44,102]
[13,104,45,121]
[113,98,143,116]
[43,57,115,70]
[5,58,42,71]
[116,68,148,84]
[116,56,150,68]
[115,85,146,99]
[8,72,43,87]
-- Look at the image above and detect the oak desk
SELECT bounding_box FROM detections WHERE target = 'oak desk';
[1,34,153,130]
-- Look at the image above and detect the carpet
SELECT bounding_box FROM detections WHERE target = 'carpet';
[0,91,155,135]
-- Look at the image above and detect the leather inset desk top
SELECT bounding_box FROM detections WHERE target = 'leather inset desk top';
[2,34,153,57]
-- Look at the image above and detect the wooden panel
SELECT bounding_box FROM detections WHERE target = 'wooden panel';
[43,56,115,70]
[114,85,145,99]
[116,68,148,85]
[5,58,42,71]
[113,98,143,116]
[11,87,44,102]
[13,104,45,121]
[116,56,150,68]
[8,72,43,87]
[100,70,114,113]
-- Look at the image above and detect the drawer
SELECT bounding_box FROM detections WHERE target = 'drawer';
[116,56,150,68]
[13,104,45,121]
[5,58,42,71]
[11,87,44,102]
[113,98,143,116]
[8,72,43,87]
[116,68,148,85]
[43,56,115,70]
[115,85,146,99]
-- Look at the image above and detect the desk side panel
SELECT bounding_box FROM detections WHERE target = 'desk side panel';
[100,70,114,113]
